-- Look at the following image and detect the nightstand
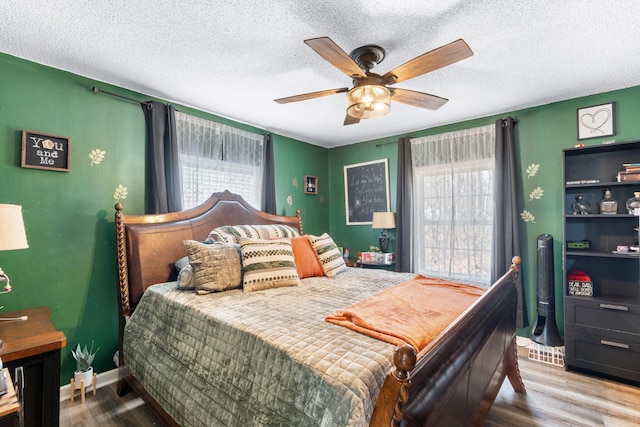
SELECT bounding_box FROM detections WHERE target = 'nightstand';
[0,307,66,427]
[345,258,359,268]
[357,260,396,270]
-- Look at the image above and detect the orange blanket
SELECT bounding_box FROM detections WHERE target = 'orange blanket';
[325,275,484,353]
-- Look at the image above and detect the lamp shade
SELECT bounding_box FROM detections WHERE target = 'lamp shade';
[371,212,396,229]
[0,204,29,251]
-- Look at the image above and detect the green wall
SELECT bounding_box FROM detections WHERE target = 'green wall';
[329,85,640,335]
[4,49,640,386]
[0,53,327,384]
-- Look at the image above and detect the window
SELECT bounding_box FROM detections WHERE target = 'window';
[176,112,264,209]
[411,125,495,285]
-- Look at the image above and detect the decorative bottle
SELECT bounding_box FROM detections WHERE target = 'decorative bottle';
[599,188,617,215]
[571,195,591,215]
[626,191,640,215]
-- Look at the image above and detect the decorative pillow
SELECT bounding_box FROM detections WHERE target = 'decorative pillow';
[291,236,324,279]
[183,240,242,294]
[174,256,195,290]
[239,238,301,293]
[207,224,300,244]
[307,233,347,277]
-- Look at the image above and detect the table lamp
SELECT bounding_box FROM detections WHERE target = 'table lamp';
[371,212,396,253]
[0,205,30,346]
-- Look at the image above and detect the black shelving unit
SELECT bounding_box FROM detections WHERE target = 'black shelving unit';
[563,140,640,385]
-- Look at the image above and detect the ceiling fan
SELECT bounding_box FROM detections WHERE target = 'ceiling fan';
[275,37,473,125]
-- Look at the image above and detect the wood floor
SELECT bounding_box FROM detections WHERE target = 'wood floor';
[60,355,640,426]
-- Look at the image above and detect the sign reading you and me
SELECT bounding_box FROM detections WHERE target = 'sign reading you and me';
[21,130,71,172]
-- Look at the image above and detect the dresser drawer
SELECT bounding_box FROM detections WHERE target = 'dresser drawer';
[565,330,640,384]
[565,297,640,335]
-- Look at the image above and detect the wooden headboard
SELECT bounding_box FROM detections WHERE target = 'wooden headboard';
[114,190,302,318]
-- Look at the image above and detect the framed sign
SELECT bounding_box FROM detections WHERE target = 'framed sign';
[344,159,390,225]
[21,130,71,171]
[577,102,615,140]
[303,175,317,194]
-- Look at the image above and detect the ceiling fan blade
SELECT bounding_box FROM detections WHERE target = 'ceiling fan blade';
[382,39,473,84]
[304,37,367,79]
[391,88,448,110]
[343,114,360,126]
[274,87,349,104]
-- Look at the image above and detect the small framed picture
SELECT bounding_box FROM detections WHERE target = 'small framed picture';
[304,175,317,194]
[21,130,71,171]
[577,102,615,140]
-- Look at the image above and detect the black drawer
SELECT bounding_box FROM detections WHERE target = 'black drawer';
[565,297,640,335]
[565,330,640,384]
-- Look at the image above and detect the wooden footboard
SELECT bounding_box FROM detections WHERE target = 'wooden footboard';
[371,257,524,427]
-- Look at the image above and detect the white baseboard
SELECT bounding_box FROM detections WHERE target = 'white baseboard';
[60,368,119,402]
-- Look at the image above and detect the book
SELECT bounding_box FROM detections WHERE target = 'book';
[617,171,640,182]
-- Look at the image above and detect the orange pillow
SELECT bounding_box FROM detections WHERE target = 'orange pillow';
[291,236,324,278]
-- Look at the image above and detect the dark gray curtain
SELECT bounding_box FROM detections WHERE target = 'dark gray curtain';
[395,137,413,273]
[142,101,182,214]
[493,117,528,328]
[261,133,276,214]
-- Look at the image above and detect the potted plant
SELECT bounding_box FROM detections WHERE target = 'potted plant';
[71,342,99,389]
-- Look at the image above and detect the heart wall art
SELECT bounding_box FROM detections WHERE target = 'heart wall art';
[577,102,615,140]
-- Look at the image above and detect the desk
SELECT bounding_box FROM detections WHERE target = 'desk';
[0,307,66,427]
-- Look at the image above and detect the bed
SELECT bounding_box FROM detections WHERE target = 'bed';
[114,190,525,426]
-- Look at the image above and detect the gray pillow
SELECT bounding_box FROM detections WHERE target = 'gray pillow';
[183,240,242,294]
[174,256,195,290]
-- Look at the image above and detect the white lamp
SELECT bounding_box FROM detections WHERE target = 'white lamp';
[371,212,396,253]
[0,204,29,293]
[0,205,29,346]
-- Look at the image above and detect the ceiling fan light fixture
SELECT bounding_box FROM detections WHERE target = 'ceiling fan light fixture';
[346,85,390,119]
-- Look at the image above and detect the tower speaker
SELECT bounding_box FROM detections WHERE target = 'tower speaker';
[530,234,564,346]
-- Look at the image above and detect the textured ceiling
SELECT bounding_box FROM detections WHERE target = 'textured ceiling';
[2,1,640,148]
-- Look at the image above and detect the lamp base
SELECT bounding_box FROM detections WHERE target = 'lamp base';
[379,235,390,253]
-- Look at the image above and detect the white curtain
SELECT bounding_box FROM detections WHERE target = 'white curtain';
[411,124,495,285]
[175,112,264,209]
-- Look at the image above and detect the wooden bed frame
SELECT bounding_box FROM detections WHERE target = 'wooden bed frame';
[115,190,525,426]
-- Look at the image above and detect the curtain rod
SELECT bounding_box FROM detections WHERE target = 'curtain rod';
[376,118,519,146]
[92,87,153,109]
[375,141,397,147]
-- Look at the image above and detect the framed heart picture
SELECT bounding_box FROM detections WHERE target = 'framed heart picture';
[577,102,615,140]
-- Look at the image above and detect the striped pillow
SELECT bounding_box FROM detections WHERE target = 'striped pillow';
[307,233,347,277]
[239,238,301,293]
[208,224,300,244]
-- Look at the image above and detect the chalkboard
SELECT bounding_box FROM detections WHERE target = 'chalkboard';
[344,159,390,225]
[21,130,71,172]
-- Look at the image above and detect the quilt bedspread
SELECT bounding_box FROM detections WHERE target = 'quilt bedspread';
[124,268,416,427]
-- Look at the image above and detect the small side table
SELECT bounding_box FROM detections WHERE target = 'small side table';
[345,258,359,268]
[358,261,396,270]
[0,307,66,427]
